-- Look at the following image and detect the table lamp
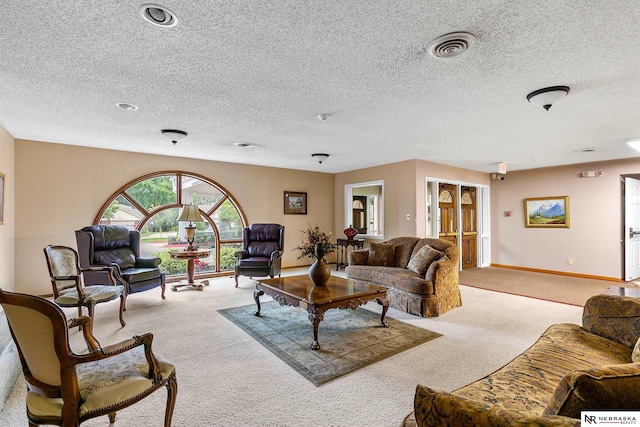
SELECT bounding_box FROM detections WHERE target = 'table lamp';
[178,204,204,251]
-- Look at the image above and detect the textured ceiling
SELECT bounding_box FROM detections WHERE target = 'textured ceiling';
[2,0,640,173]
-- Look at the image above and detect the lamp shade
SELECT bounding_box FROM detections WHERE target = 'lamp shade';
[178,204,204,223]
[526,86,570,111]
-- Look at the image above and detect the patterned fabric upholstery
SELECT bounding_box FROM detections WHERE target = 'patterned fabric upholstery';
[404,294,640,427]
[367,242,396,267]
[346,237,461,317]
[407,245,443,275]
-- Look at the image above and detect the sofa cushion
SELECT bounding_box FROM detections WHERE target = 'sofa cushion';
[407,245,443,275]
[386,237,420,268]
[121,267,163,284]
[94,248,136,270]
[346,265,433,295]
[367,242,396,267]
[414,385,580,427]
[454,323,631,414]
[544,363,640,418]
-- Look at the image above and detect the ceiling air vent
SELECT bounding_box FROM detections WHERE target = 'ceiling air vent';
[427,32,476,58]
[139,4,178,27]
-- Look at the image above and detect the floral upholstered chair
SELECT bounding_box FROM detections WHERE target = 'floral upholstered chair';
[44,245,126,327]
[0,288,177,427]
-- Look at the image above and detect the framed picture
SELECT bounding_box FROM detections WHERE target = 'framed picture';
[524,196,569,228]
[0,172,4,225]
[284,191,307,215]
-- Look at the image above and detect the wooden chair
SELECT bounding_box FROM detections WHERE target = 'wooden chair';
[0,288,177,427]
[44,245,126,327]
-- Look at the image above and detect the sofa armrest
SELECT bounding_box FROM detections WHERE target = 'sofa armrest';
[348,249,369,265]
[136,257,161,268]
[425,256,457,292]
[270,250,283,261]
[582,294,640,348]
[413,385,580,427]
[235,250,249,260]
[544,363,640,418]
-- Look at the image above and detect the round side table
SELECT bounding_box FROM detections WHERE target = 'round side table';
[169,248,212,291]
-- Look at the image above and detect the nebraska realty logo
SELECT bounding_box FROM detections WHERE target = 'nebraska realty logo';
[583,411,640,425]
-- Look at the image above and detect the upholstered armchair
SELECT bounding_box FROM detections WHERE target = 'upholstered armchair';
[44,245,126,327]
[75,225,166,299]
[0,288,177,427]
[234,223,284,287]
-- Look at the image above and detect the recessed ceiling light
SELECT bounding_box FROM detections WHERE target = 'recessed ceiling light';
[139,4,178,27]
[318,113,332,121]
[116,103,138,110]
[235,142,254,148]
[581,148,595,153]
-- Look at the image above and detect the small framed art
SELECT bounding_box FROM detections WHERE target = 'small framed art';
[524,196,569,228]
[284,191,307,215]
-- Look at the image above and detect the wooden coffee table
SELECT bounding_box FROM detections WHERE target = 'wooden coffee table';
[254,275,389,350]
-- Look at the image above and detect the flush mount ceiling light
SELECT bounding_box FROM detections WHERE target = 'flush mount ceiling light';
[161,129,188,145]
[139,4,178,27]
[312,153,329,164]
[235,142,254,148]
[427,32,476,58]
[526,86,570,111]
[116,102,138,110]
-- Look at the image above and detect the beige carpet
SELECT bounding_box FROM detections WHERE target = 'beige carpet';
[460,267,631,306]
[0,270,584,427]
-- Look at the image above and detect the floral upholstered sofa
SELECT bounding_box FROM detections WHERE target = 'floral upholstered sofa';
[345,237,461,317]
[403,293,640,427]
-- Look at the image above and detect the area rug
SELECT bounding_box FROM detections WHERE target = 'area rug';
[218,301,441,386]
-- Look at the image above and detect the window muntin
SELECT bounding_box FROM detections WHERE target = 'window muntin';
[96,172,246,279]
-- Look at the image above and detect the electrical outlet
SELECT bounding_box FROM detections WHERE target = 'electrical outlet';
[406,214,411,220]
[567,259,573,265]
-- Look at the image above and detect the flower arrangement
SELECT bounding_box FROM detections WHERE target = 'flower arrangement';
[293,224,336,260]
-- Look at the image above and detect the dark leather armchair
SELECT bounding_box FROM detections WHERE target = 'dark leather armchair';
[76,225,166,299]
[234,223,284,287]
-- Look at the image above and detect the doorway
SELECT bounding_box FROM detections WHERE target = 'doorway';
[427,180,488,269]
[624,176,640,281]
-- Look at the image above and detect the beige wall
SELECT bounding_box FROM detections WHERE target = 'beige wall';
[334,160,490,241]
[15,139,334,296]
[491,158,640,279]
[0,125,15,292]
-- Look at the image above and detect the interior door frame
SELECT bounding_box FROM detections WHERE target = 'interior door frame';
[425,178,490,269]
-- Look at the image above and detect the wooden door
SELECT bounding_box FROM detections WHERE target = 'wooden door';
[461,186,477,269]
[352,196,367,234]
[438,184,457,245]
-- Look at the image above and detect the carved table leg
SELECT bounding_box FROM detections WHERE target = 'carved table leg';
[254,288,264,316]
[308,307,325,350]
[377,297,389,328]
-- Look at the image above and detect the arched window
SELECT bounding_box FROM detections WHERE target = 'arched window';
[94,171,247,280]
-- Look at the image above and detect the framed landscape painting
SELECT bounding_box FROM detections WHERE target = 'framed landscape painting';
[284,191,307,215]
[524,196,569,228]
